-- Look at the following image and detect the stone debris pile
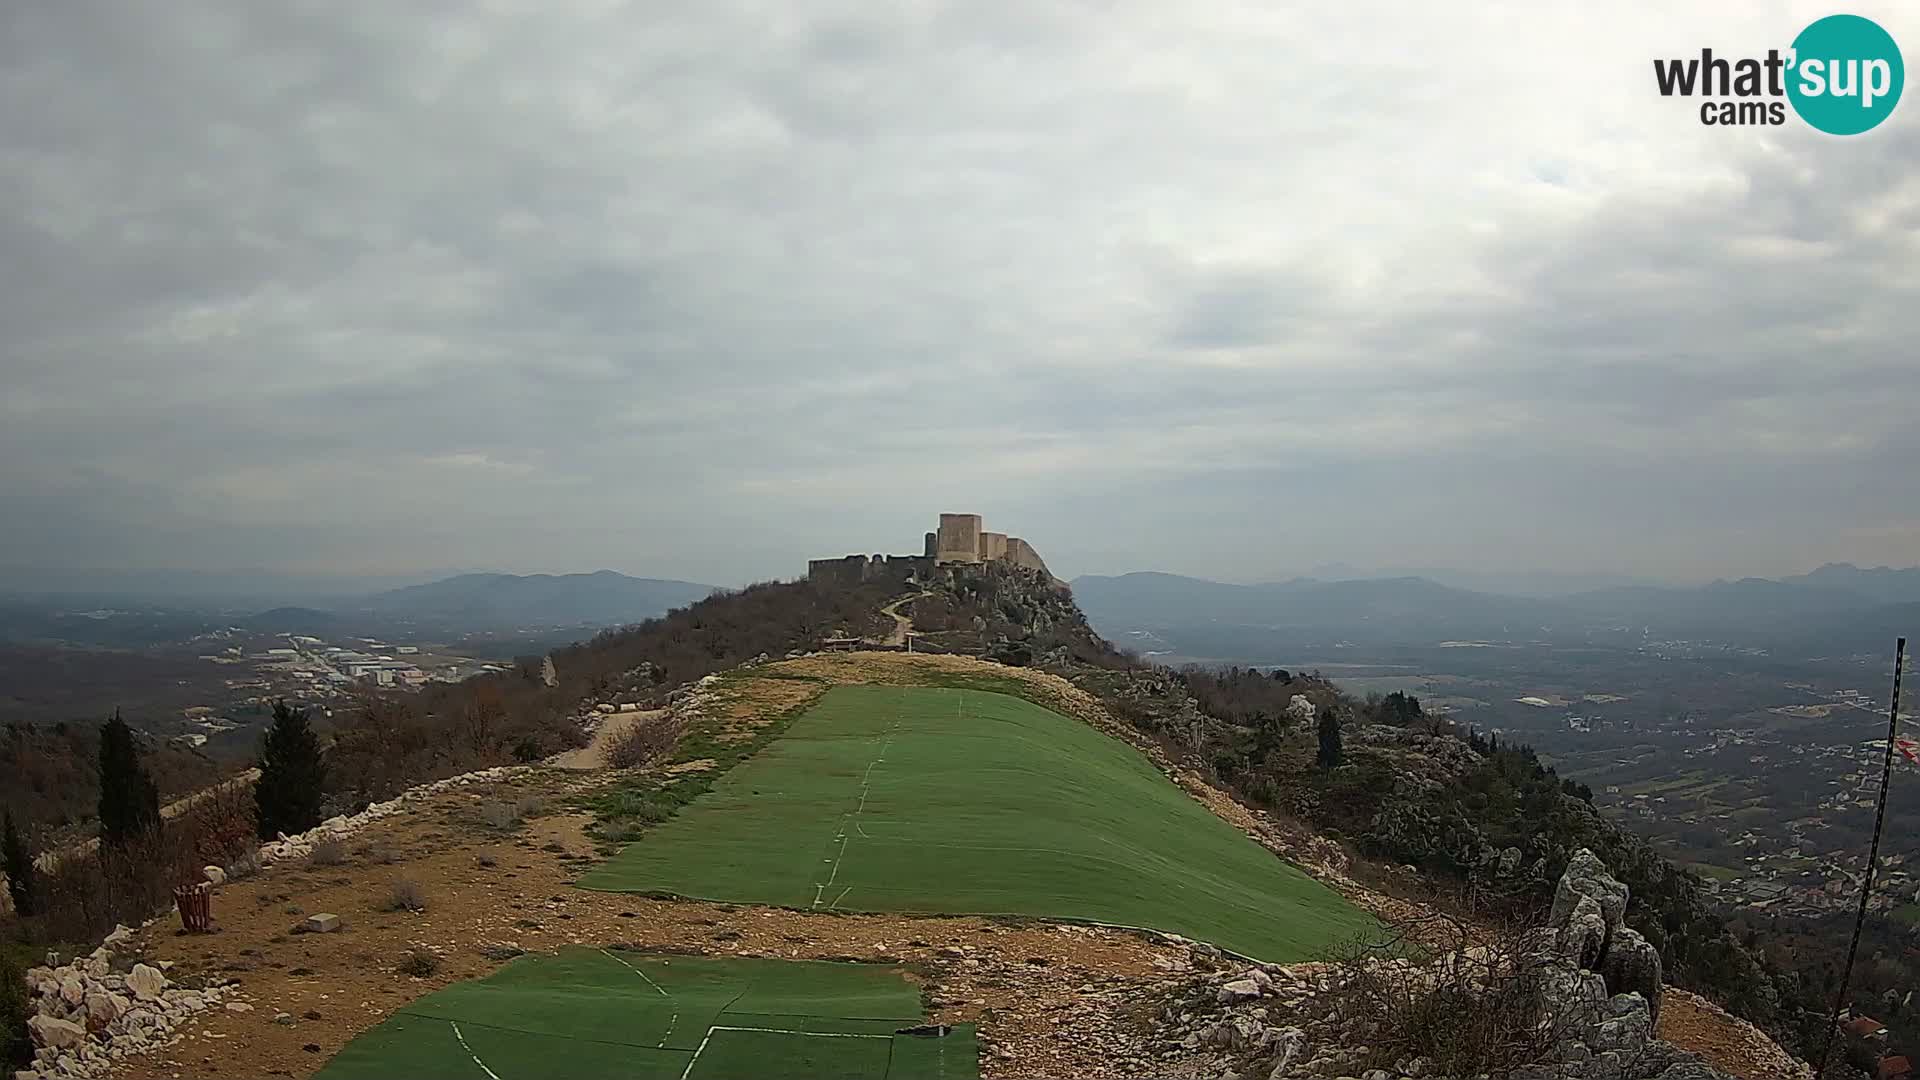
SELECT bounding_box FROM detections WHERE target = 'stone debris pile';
[15,925,240,1080]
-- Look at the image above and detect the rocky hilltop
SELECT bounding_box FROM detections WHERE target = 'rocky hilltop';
[4,560,1819,1080]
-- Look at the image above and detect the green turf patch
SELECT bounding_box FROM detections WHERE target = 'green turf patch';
[580,685,1375,961]
[582,673,830,846]
[315,950,973,1080]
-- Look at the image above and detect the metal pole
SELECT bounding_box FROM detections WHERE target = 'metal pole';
[1818,637,1907,1078]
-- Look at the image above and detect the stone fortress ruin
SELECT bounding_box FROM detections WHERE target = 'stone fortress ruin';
[808,512,1052,585]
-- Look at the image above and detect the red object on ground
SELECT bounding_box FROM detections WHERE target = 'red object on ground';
[174,882,212,932]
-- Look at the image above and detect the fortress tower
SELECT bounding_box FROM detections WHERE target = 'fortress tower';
[809,512,1052,584]
[934,513,984,564]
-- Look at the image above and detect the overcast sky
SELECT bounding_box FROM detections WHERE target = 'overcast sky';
[4,2,1918,589]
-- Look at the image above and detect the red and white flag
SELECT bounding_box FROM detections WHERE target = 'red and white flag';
[1895,736,1920,765]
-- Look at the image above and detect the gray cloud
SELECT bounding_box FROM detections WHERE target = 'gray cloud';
[4,1,1920,588]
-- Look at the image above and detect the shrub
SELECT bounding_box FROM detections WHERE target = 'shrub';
[308,838,347,866]
[386,878,426,913]
[1323,913,1598,1076]
[514,796,545,820]
[606,717,683,770]
[476,802,517,830]
[479,944,525,961]
[224,849,262,882]
[182,784,257,868]
[397,947,440,977]
[2,812,35,917]
[1,950,28,1070]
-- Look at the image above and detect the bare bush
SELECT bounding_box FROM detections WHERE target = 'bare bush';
[1322,912,1586,1077]
[396,947,440,977]
[606,716,684,770]
[224,848,263,882]
[514,795,545,819]
[385,878,426,913]
[476,801,516,829]
[308,837,346,866]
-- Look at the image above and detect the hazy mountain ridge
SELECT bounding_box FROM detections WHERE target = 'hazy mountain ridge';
[355,570,719,628]
[1072,563,1918,651]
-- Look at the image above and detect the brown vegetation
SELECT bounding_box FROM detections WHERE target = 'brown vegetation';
[1322,912,1589,1076]
[604,715,682,769]
[1,719,223,833]
[19,783,256,946]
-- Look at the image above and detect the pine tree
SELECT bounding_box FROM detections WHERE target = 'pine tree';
[255,701,327,839]
[2,811,34,917]
[1316,704,1344,770]
[97,709,160,845]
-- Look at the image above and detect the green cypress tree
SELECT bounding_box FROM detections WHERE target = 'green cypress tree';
[255,701,327,839]
[1,811,33,917]
[1,948,29,1070]
[97,709,160,845]
[1316,704,1344,770]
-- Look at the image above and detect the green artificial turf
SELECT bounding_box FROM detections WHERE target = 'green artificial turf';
[315,949,975,1080]
[580,685,1374,961]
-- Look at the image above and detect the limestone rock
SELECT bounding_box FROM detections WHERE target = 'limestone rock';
[83,992,126,1026]
[125,964,165,1001]
[1552,848,1628,939]
[1599,926,1664,1023]
[1216,978,1264,1004]
[1559,893,1609,969]
[26,1016,85,1050]
[304,912,342,933]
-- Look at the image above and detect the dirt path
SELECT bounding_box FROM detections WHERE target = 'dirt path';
[876,591,929,647]
[548,709,668,770]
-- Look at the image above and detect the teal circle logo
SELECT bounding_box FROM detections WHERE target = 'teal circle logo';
[1788,14,1904,135]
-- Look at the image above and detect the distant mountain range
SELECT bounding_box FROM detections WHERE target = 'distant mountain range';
[351,571,719,628]
[1070,562,1920,655]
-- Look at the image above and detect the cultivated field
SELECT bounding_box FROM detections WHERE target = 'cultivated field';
[316,949,975,1080]
[582,684,1373,960]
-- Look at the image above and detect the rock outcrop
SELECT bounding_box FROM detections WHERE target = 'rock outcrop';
[1143,850,1797,1080]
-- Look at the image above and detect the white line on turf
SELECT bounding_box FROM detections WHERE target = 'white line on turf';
[709,1025,892,1038]
[600,948,678,1047]
[811,715,899,909]
[449,1021,503,1080]
[681,1021,900,1075]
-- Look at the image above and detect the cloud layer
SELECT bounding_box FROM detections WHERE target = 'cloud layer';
[4,1,1918,586]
